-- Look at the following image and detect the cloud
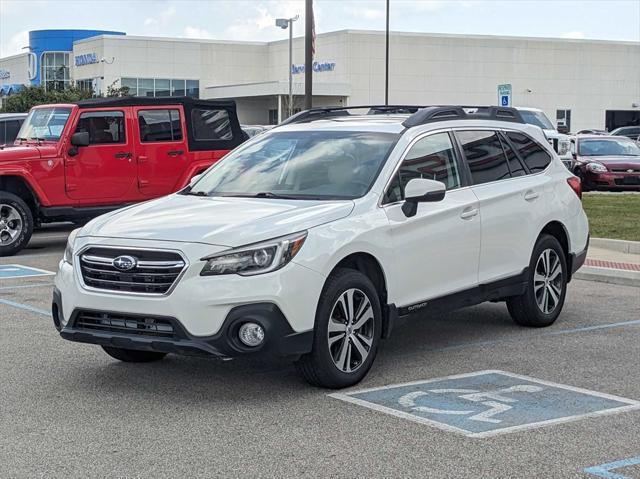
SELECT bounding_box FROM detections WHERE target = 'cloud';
[183,26,213,39]
[143,6,176,29]
[0,30,29,57]
[561,31,585,39]
[223,1,305,41]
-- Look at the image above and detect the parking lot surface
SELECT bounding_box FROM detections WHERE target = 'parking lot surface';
[1,225,639,478]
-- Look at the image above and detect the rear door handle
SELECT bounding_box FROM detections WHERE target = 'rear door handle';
[114,152,131,159]
[460,207,479,220]
[524,190,539,201]
[167,150,184,157]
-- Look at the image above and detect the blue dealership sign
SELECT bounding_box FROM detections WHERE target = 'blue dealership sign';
[330,370,640,437]
[292,61,336,75]
[75,53,99,67]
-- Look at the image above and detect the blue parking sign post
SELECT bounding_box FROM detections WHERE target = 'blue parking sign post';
[498,83,512,107]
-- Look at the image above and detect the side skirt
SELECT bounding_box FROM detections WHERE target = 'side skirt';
[395,268,529,321]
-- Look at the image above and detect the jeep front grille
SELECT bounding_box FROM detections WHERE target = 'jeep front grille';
[79,247,186,295]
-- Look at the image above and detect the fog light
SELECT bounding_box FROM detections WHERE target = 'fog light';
[238,322,265,347]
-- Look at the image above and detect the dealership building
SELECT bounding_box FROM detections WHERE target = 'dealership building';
[1,28,638,131]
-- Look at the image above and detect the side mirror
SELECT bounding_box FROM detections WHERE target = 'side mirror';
[401,178,446,217]
[70,131,90,147]
[189,173,203,186]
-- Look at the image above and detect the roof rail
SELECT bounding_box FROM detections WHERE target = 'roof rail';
[278,105,425,126]
[402,106,525,128]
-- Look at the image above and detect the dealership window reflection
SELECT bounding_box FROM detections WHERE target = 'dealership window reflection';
[41,52,71,91]
[120,78,199,98]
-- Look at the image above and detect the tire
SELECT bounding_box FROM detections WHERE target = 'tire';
[0,191,34,257]
[101,346,167,363]
[296,268,382,389]
[507,234,568,327]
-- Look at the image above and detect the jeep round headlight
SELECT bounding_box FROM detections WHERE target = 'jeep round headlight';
[200,231,307,276]
[63,228,81,264]
[586,162,607,173]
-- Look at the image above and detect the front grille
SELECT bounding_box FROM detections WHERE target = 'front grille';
[611,168,640,173]
[614,177,640,186]
[79,247,186,295]
[74,310,178,338]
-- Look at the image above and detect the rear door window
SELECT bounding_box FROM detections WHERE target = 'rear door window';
[506,131,552,173]
[456,130,511,185]
[138,109,183,142]
[75,111,126,145]
[191,109,232,140]
[499,133,527,177]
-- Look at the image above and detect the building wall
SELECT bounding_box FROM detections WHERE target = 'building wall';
[0,53,30,87]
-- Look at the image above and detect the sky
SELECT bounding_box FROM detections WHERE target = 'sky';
[1,0,639,57]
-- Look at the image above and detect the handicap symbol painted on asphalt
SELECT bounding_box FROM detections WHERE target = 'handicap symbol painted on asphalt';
[398,384,544,424]
[0,264,55,279]
[329,370,640,438]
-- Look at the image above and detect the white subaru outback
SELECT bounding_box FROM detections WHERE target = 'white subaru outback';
[53,106,589,389]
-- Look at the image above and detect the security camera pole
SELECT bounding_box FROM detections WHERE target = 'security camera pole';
[385,0,390,105]
[275,15,299,117]
[304,0,314,109]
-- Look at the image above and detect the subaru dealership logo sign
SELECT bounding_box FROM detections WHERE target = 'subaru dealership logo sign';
[292,61,336,75]
[75,53,99,67]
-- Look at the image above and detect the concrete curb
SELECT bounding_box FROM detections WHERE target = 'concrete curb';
[574,266,640,287]
[591,238,640,254]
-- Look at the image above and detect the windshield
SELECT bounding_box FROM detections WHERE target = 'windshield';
[16,107,71,142]
[519,110,555,130]
[188,130,399,200]
[579,138,640,157]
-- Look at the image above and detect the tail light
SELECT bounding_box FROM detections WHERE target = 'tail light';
[567,176,582,199]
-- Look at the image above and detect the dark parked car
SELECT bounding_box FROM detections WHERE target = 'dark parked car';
[0,113,27,146]
[611,125,640,140]
[570,135,640,191]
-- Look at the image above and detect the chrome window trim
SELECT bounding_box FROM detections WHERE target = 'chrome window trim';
[75,245,189,297]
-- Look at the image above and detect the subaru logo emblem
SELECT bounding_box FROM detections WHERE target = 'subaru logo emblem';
[113,255,137,271]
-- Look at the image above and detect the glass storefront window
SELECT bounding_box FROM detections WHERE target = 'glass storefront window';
[155,79,170,97]
[171,79,185,96]
[121,78,138,96]
[138,78,154,97]
[41,52,71,91]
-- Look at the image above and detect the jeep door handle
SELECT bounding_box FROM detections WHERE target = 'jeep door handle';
[114,152,131,159]
[167,150,184,157]
[460,207,479,220]
[524,190,540,201]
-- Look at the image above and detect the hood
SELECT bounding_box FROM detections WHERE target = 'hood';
[580,156,640,168]
[0,145,42,161]
[80,194,355,247]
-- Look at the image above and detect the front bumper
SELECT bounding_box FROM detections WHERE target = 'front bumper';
[53,288,313,358]
[584,171,640,190]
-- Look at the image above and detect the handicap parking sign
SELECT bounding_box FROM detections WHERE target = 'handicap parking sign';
[330,370,640,437]
[0,264,55,279]
[501,95,509,106]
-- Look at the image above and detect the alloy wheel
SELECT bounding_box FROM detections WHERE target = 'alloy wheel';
[534,248,563,314]
[0,204,23,246]
[327,288,375,373]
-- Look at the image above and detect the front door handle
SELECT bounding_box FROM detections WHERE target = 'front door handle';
[524,190,539,201]
[114,152,131,159]
[460,207,479,220]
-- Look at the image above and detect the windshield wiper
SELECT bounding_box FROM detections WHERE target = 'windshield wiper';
[219,192,305,200]
[183,190,209,196]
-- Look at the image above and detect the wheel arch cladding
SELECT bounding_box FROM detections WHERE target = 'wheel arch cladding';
[331,252,394,337]
[0,176,38,213]
[539,221,569,258]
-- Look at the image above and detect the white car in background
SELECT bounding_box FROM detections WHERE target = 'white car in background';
[53,105,589,389]
[516,107,572,168]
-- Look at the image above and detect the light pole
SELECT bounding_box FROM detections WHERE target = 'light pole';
[276,15,299,118]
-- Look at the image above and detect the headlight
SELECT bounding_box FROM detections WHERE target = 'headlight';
[200,231,307,276]
[586,162,607,173]
[63,228,81,264]
[558,139,570,156]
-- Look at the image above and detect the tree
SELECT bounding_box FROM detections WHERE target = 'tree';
[0,85,94,113]
[105,79,131,98]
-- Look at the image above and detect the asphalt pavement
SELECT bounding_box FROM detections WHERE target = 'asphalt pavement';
[1,224,639,478]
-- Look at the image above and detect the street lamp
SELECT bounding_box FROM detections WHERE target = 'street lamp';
[276,15,299,118]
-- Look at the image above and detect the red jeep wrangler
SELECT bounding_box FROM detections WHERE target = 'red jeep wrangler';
[0,97,247,256]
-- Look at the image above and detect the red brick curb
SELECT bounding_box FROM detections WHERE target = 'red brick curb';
[584,259,640,272]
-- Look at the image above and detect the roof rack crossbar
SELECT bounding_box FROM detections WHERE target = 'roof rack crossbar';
[402,105,525,127]
[279,105,426,125]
